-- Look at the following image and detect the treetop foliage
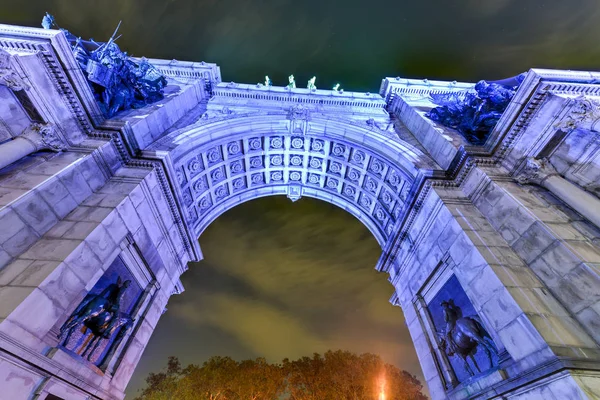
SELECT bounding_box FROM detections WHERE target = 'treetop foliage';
[136,350,427,400]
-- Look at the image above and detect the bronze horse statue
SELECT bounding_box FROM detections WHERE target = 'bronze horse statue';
[58,277,131,349]
[438,300,497,377]
[80,313,133,361]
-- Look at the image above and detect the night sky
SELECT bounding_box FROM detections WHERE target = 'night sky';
[2,1,600,398]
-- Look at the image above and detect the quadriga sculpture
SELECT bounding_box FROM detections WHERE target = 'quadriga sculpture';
[42,13,167,118]
[426,73,526,145]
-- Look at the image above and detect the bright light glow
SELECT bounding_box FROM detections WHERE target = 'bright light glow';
[378,374,386,400]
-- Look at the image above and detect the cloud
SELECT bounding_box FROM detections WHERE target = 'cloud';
[161,196,420,376]
[174,293,325,361]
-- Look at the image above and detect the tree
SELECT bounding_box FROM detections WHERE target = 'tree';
[228,358,286,400]
[282,350,426,400]
[282,353,329,400]
[136,351,427,400]
[136,356,184,400]
[181,356,239,400]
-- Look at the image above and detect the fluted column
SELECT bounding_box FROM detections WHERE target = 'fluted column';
[0,123,63,170]
[517,158,600,229]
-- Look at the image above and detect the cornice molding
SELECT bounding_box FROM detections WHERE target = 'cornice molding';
[0,26,99,137]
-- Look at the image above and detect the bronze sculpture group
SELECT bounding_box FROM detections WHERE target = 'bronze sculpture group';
[42,13,167,118]
[426,74,526,145]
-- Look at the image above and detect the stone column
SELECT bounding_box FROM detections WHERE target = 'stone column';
[517,157,600,229]
[0,123,64,170]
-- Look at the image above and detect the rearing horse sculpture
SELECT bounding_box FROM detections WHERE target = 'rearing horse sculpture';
[438,299,498,378]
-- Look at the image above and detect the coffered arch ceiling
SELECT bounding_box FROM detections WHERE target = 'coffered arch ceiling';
[160,114,436,247]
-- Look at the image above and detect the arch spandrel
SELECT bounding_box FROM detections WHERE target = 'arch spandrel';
[162,113,438,247]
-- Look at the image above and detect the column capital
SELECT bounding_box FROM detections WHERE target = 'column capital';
[516,157,559,186]
[18,123,65,152]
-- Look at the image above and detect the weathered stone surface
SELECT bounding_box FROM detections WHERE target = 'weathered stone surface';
[0,286,32,318]
[19,238,81,262]
[0,358,42,398]
[63,242,104,285]
[0,224,38,258]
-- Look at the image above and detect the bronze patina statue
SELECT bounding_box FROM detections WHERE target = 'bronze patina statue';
[41,13,167,118]
[58,277,134,363]
[426,73,527,145]
[438,299,498,378]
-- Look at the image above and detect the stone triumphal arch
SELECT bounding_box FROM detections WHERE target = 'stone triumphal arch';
[1,23,600,400]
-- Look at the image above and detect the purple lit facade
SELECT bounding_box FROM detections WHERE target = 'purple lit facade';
[0,23,599,400]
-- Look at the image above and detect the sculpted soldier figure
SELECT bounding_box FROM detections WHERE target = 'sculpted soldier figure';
[438,299,498,379]
[41,14,167,117]
[441,299,462,352]
[58,277,132,348]
[288,74,296,89]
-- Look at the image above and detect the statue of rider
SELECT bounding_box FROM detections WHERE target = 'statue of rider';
[104,278,131,315]
[441,299,462,353]
[58,277,131,344]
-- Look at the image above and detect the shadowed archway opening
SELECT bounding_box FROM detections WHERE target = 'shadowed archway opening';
[126,195,424,397]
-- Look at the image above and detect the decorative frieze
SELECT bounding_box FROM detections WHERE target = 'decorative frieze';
[555,95,600,132]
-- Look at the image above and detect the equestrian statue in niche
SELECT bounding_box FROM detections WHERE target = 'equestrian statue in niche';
[58,277,134,363]
[438,299,498,379]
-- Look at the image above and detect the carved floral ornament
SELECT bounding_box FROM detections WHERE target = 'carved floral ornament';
[0,48,9,69]
[554,95,600,132]
[516,157,559,186]
[288,104,310,121]
[0,49,30,92]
